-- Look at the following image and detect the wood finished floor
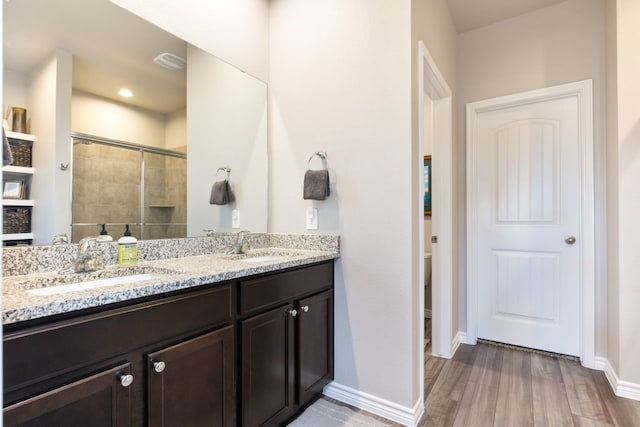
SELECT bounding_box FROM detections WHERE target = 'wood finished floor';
[324,319,640,427]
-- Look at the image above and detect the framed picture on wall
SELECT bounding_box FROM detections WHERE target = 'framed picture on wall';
[3,180,24,199]
[424,155,431,216]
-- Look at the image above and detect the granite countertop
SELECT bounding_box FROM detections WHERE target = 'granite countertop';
[2,248,338,325]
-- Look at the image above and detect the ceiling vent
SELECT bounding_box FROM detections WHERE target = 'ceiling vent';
[153,53,186,70]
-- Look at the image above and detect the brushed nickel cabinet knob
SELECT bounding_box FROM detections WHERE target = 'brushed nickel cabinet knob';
[120,374,134,387]
[153,361,166,373]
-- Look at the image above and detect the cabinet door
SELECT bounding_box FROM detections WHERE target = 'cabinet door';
[3,363,132,427]
[241,304,295,427]
[297,290,334,406]
[147,326,235,427]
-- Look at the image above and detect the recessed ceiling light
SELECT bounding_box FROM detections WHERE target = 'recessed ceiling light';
[153,53,186,71]
[118,89,134,98]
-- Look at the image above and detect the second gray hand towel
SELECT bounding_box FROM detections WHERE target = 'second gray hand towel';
[303,169,330,200]
[210,180,233,205]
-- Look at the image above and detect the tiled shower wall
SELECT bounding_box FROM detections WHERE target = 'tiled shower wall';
[143,152,187,239]
[72,142,186,242]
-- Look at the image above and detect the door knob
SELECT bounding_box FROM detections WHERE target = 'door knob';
[153,361,166,373]
[120,374,134,388]
[287,309,297,317]
[565,236,576,245]
[301,305,309,313]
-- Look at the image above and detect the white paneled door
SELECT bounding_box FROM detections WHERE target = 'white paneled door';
[474,95,582,356]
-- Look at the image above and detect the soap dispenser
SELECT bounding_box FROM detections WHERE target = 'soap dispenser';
[117,224,137,267]
[97,224,113,242]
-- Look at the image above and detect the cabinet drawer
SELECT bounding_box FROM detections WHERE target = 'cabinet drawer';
[239,262,333,315]
[4,285,232,394]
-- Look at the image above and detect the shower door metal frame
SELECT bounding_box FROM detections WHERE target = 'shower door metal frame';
[70,132,186,240]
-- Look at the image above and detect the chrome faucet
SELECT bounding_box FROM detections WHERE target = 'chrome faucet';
[52,234,69,245]
[228,230,250,254]
[62,237,104,273]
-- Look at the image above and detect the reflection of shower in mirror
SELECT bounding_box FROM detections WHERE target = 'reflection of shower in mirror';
[71,134,187,243]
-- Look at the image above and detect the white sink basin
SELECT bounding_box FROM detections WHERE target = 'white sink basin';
[27,274,159,296]
[239,255,289,263]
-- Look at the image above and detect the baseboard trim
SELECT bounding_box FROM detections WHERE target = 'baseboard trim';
[323,382,423,426]
[451,332,463,356]
[597,357,640,401]
[457,331,477,345]
[594,356,607,371]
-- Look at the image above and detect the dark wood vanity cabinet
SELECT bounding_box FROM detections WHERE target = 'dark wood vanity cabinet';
[3,260,334,427]
[239,262,334,427]
[3,285,235,427]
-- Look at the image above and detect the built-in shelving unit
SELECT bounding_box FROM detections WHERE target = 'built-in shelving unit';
[2,232,35,242]
[2,165,35,175]
[2,199,34,207]
[3,131,35,245]
[6,131,35,142]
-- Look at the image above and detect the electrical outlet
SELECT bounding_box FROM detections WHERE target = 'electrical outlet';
[306,207,318,230]
[232,209,240,228]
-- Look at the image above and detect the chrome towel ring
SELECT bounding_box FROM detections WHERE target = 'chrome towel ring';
[307,152,328,170]
[216,167,231,181]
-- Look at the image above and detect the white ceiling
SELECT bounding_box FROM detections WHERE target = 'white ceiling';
[4,0,571,113]
[445,0,568,33]
[3,0,187,114]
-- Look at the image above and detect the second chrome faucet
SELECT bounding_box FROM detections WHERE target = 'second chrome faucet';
[61,237,104,274]
[228,230,250,254]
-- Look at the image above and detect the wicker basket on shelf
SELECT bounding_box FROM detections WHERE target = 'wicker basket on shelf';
[3,206,32,234]
[7,138,33,167]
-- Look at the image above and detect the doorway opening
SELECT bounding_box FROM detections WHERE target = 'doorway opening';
[417,41,454,396]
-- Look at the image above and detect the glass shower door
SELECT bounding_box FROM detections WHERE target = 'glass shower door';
[71,141,141,242]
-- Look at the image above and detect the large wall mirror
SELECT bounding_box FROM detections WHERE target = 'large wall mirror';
[2,0,268,245]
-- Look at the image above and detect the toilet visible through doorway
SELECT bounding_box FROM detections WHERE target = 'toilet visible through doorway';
[424,252,432,319]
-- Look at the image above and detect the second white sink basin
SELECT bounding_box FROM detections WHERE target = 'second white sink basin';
[238,255,289,263]
[27,274,159,296]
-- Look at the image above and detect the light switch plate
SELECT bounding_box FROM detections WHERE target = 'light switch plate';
[306,207,318,230]
[232,209,240,228]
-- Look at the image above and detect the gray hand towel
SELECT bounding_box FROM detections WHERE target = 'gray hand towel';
[303,169,330,200]
[2,128,13,166]
[210,180,234,205]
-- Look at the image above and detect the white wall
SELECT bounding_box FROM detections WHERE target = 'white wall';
[607,0,640,385]
[269,0,418,417]
[412,0,457,89]
[457,0,608,355]
[109,0,269,82]
[165,108,187,152]
[71,91,169,148]
[28,50,73,244]
[3,70,28,116]
[605,0,620,378]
